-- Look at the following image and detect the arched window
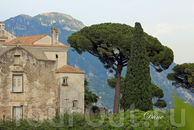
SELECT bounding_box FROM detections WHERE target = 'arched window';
[56,54,58,59]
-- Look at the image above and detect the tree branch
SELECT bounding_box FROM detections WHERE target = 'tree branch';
[88,51,100,57]
[123,60,129,64]
[183,85,194,94]
[89,51,117,71]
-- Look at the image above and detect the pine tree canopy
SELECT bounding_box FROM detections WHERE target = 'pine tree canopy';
[67,23,174,114]
[68,23,173,72]
[167,63,194,94]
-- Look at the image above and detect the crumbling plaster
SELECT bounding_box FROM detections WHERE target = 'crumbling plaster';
[0,47,60,120]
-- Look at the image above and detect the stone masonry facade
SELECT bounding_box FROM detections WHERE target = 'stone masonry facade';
[0,21,85,121]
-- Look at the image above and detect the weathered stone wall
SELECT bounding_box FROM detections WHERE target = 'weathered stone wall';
[59,73,84,114]
[0,47,60,120]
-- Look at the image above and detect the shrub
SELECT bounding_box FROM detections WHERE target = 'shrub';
[0,109,178,130]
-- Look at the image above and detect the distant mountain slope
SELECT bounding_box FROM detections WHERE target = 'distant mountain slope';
[4,12,84,38]
[2,12,194,111]
[34,12,84,31]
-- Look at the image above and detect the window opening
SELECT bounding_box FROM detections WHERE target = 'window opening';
[13,75,23,92]
[73,100,77,109]
[14,55,20,64]
[62,77,68,86]
[13,106,23,120]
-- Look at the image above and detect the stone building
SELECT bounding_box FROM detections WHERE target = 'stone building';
[0,21,85,121]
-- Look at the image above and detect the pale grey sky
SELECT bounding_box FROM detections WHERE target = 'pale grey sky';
[1,0,194,64]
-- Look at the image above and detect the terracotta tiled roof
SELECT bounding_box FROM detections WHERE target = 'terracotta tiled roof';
[9,34,48,44]
[0,34,69,48]
[0,42,69,47]
[56,65,85,74]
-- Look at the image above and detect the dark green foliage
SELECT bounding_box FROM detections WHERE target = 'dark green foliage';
[91,106,100,113]
[108,78,167,108]
[167,63,194,94]
[151,83,164,98]
[107,77,125,90]
[154,100,167,108]
[108,78,164,98]
[68,23,173,72]
[120,22,153,112]
[84,78,89,90]
[84,78,99,107]
[67,22,174,113]
[151,83,167,108]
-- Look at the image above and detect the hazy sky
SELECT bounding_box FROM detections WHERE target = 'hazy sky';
[1,0,194,64]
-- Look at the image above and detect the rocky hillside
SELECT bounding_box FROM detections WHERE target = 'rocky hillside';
[2,12,194,111]
[4,12,84,37]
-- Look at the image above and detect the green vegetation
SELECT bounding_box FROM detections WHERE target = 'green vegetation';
[2,92,193,130]
[67,22,174,114]
[167,63,194,129]
[167,63,194,94]
[107,79,167,109]
[172,92,194,129]
[151,83,167,108]
[0,109,178,129]
[120,22,153,111]
[84,78,99,107]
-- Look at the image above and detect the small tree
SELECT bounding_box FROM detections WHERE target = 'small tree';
[151,83,167,108]
[84,78,99,107]
[120,22,153,111]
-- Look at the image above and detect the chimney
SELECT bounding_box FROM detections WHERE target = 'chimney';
[16,41,22,47]
[0,21,5,36]
[51,26,59,45]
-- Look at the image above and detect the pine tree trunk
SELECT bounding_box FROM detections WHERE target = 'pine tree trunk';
[113,69,122,114]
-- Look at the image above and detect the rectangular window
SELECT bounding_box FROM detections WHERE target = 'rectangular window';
[0,40,5,42]
[62,76,68,86]
[13,75,23,92]
[73,100,77,109]
[63,79,67,84]
[13,106,23,120]
[14,55,20,64]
